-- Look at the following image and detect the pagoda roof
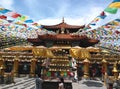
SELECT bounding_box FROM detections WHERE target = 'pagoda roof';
[38,34,87,40]
[42,19,85,29]
[27,35,99,47]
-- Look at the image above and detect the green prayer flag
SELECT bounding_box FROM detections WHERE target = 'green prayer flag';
[17,15,27,21]
[104,7,118,14]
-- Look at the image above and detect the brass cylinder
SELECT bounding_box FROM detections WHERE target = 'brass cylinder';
[112,62,118,80]
[0,65,5,76]
[13,56,19,77]
[0,56,5,76]
[30,57,37,77]
[83,58,90,78]
[0,57,4,67]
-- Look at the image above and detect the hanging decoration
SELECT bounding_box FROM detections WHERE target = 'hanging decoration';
[0,6,43,40]
[84,0,120,31]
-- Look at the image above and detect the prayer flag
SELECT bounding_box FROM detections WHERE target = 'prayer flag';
[104,7,118,14]
[7,12,21,18]
[7,20,14,23]
[17,15,28,21]
[99,11,107,19]
[98,15,106,19]
[90,23,96,26]
[22,24,27,27]
[0,15,7,19]
[112,0,120,3]
[115,19,120,22]
[109,2,120,8]
[0,9,11,14]
[25,19,33,23]
[32,23,38,26]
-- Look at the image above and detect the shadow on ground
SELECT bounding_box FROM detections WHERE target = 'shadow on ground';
[82,80,103,87]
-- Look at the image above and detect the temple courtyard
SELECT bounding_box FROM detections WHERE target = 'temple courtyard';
[0,76,106,89]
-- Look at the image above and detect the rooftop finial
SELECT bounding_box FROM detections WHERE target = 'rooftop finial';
[62,17,64,23]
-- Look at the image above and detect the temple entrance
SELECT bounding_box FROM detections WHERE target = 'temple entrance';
[18,62,30,74]
[4,61,13,73]
[89,63,102,78]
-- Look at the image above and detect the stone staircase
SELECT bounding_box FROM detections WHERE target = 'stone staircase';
[0,77,36,89]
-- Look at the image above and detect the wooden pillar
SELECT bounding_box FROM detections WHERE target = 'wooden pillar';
[30,57,37,77]
[83,58,90,78]
[112,62,118,80]
[13,56,19,77]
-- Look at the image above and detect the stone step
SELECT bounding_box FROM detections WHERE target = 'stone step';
[1,78,35,89]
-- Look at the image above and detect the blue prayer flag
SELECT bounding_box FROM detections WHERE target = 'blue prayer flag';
[115,19,120,22]
[112,0,120,3]
[25,19,33,23]
[0,9,11,14]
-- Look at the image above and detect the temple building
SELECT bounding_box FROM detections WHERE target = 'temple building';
[0,19,120,88]
[28,18,99,47]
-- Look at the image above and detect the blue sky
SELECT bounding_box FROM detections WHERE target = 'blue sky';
[0,0,117,26]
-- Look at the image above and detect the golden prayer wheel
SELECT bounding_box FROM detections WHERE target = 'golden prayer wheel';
[0,65,5,76]
[13,56,19,77]
[0,56,4,67]
[83,58,90,78]
[112,62,118,80]
[30,57,37,77]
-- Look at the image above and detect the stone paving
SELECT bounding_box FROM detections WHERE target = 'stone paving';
[0,77,107,89]
[72,79,107,89]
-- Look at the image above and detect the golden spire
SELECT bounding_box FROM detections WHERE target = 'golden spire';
[62,17,64,23]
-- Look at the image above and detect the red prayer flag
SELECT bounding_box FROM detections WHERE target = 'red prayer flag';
[7,12,21,18]
[115,30,120,34]
[11,13,21,18]
[32,22,38,26]
[22,24,27,27]
[0,15,7,19]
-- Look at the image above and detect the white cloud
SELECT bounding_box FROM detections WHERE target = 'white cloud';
[22,0,108,28]
[38,6,104,26]
[0,0,14,10]
[38,18,85,25]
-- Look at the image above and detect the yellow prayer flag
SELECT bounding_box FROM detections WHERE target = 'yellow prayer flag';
[0,8,4,10]
[109,2,120,8]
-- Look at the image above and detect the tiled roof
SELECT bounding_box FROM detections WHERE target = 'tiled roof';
[42,22,85,29]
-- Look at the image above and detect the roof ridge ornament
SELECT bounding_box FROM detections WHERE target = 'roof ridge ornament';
[62,17,64,23]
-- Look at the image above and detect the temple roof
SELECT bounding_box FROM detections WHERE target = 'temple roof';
[38,34,87,40]
[42,18,85,29]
